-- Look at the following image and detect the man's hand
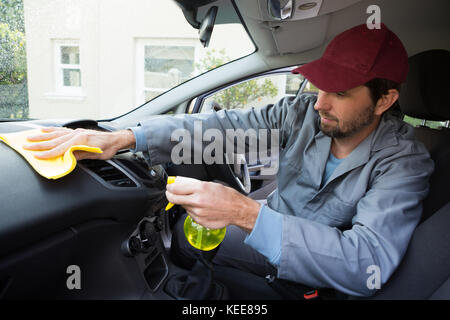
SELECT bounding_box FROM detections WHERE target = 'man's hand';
[23,127,136,160]
[165,176,261,232]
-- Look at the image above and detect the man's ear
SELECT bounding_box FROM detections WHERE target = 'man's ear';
[374,89,400,115]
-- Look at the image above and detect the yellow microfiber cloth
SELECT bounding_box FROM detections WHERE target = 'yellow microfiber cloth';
[0,128,103,180]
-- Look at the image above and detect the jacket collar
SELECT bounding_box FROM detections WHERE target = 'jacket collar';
[369,112,400,152]
[314,112,400,189]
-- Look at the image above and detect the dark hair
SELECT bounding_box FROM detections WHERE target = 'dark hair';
[364,78,403,117]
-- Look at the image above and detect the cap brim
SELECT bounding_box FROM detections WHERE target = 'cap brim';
[292,58,375,92]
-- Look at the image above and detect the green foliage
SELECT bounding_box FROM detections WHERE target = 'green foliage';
[403,115,446,129]
[0,0,25,32]
[198,49,278,110]
[0,22,26,84]
[196,48,230,73]
[214,78,278,110]
[0,0,28,119]
[303,81,319,93]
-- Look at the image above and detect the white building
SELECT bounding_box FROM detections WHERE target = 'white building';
[23,0,255,120]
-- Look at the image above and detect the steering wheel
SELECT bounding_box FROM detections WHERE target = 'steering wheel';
[163,101,251,195]
[205,153,252,195]
[201,101,252,195]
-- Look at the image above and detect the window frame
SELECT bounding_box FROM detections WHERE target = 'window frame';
[135,38,201,106]
[53,40,82,95]
[191,66,306,114]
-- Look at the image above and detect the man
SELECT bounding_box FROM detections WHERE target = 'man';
[24,23,434,296]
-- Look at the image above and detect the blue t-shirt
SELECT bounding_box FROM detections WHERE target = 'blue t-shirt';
[322,152,345,186]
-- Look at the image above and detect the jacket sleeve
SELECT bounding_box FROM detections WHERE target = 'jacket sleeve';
[275,145,434,296]
[134,94,313,165]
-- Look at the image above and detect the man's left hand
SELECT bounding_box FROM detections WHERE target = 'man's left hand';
[165,176,261,232]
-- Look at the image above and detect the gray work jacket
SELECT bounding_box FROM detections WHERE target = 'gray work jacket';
[138,93,434,296]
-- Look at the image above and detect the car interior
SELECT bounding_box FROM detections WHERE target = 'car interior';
[0,0,449,300]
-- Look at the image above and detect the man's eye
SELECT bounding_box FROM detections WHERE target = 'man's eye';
[335,91,346,97]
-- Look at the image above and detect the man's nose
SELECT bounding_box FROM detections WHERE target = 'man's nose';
[314,91,332,112]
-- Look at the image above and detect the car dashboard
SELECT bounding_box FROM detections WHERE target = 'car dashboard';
[0,119,176,299]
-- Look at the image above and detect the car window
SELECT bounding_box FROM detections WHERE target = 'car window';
[302,81,319,94]
[300,80,447,129]
[403,115,447,129]
[0,0,255,120]
[200,72,304,113]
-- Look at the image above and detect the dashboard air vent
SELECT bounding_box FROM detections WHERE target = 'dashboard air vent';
[80,160,137,188]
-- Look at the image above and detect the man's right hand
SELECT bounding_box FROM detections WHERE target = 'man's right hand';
[23,127,136,161]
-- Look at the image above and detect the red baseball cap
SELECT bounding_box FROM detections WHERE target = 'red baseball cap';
[292,23,408,92]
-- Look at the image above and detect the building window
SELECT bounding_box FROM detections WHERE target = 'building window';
[54,41,82,93]
[144,45,195,101]
[136,39,198,105]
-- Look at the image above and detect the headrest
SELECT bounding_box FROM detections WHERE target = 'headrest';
[399,49,450,121]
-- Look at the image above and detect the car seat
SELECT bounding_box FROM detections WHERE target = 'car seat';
[370,49,450,299]
[210,50,450,300]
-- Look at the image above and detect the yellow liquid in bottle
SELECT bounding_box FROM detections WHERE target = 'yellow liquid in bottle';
[183,215,226,251]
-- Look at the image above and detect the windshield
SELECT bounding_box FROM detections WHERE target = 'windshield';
[0,0,255,120]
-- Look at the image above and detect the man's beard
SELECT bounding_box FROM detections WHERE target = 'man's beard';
[319,103,376,139]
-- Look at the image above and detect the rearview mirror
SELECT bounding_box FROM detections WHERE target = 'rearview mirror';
[267,0,294,20]
[199,6,218,47]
